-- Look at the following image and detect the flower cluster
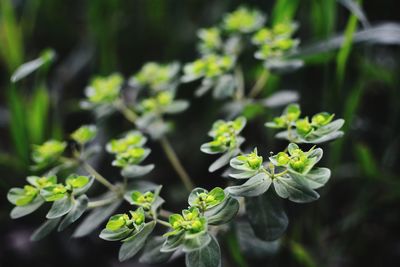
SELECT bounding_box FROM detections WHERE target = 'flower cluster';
[71,125,97,145]
[253,22,300,62]
[129,62,180,92]
[266,104,344,143]
[84,74,123,105]
[227,143,329,203]
[222,6,265,33]
[106,131,151,170]
[32,140,67,169]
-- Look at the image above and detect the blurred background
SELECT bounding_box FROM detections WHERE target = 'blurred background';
[0,0,400,266]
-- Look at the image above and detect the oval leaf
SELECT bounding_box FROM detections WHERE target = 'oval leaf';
[227,173,271,197]
[31,217,62,241]
[58,195,89,231]
[185,235,221,267]
[46,196,74,219]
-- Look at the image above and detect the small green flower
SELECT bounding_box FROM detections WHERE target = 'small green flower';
[276,152,290,166]
[189,187,225,211]
[223,7,265,33]
[129,208,145,226]
[27,175,57,189]
[252,28,273,44]
[237,148,263,170]
[183,54,234,81]
[32,140,67,165]
[107,131,146,154]
[106,214,130,231]
[15,185,39,206]
[41,184,68,202]
[85,73,123,104]
[296,117,313,136]
[311,112,335,126]
[210,117,246,138]
[156,91,173,106]
[272,22,297,36]
[66,174,90,189]
[114,147,147,167]
[266,104,301,129]
[198,27,222,53]
[131,62,179,91]
[166,207,207,236]
[71,125,97,144]
[131,191,155,210]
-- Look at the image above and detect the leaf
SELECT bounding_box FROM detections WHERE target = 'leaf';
[46,195,74,219]
[227,173,272,197]
[139,236,173,264]
[259,90,300,108]
[121,164,155,178]
[30,217,62,241]
[293,168,331,189]
[183,233,212,252]
[100,227,134,241]
[246,192,288,241]
[58,195,89,231]
[72,176,94,196]
[273,175,320,203]
[185,235,221,267]
[164,100,189,114]
[161,231,185,252]
[236,221,281,258]
[209,150,238,172]
[11,49,56,82]
[337,0,370,28]
[205,195,239,225]
[10,197,44,219]
[7,188,25,204]
[118,221,156,262]
[213,74,236,99]
[73,194,122,238]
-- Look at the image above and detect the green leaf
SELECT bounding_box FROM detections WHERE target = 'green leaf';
[227,173,272,197]
[10,49,56,83]
[100,227,134,241]
[245,192,288,241]
[30,217,62,241]
[10,196,44,219]
[58,195,89,231]
[161,231,185,252]
[118,221,156,262]
[164,100,189,114]
[273,175,320,203]
[185,235,221,267]
[205,195,239,225]
[183,233,212,252]
[139,236,173,264]
[291,168,331,189]
[72,176,94,196]
[121,164,155,178]
[7,188,25,205]
[236,221,281,258]
[46,196,74,219]
[73,194,122,238]
[209,150,237,172]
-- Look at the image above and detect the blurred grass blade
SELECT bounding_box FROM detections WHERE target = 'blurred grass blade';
[336,0,359,86]
[7,85,29,164]
[337,0,370,28]
[289,241,317,267]
[0,0,24,72]
[11,49,56,83]
[354,143,379,178]
[310,0,337,38]
[296,23,400,58]
[271,0,300,24]
[28,86,50,144]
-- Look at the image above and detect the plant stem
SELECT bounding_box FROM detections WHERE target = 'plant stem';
[88,196,119,209]
[117,99,195,191]
[156,219,171,228]
[234,65,245,100]
[82,162,119,193]
[248,68,269,98]
[159,209,173,218]
[159,136,194,191]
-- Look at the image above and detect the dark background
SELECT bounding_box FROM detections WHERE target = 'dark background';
[0,0,400,266]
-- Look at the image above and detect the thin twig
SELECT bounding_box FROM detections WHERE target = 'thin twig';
[87,196,119,209]
[159,136,194,191]
[82,162,119,193]
[234,65,245,100]
[248,68,269,98]
[156,219,172,228]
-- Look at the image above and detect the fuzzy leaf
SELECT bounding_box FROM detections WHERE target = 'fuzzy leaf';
[139,236,173,264]
[30,217,62,241]
[58,195,89,231]
[121,164,155,178]
[10,197,44,219]
[227,172,271,197]
[46,196,74,219]
[185,235,221,267]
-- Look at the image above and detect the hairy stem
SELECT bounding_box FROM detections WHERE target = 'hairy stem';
[234,65,245,100]
[248,68,269,98]
[82,162,119,193]
[160,136,194,191]
[117,101,195,191]
[88,196,119,209]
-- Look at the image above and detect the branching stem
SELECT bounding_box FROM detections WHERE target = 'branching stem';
[82,161,119,193]
[248,68,269,98]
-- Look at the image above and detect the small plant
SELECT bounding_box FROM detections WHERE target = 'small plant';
[7,6,345,267]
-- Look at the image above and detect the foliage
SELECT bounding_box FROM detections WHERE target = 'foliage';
[5,5,350,267]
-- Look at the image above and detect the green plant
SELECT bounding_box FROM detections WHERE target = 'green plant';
[7,6,345,267]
